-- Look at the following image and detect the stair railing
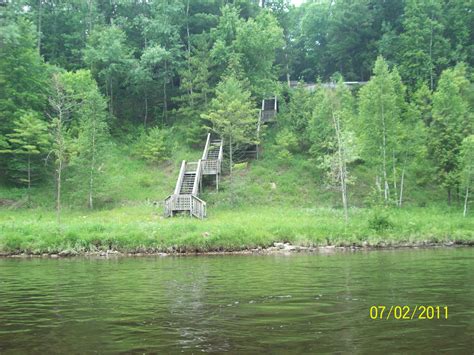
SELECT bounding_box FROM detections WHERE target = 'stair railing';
[192,159,203,195]
[202,133,211,160]
[174,160,187,195]
[217,139,224,174]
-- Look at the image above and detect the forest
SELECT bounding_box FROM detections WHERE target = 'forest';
[0,0,473,254]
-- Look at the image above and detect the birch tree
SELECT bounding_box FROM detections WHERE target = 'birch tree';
[430,64,472,204]
[312,78,355,220]
[460,135,474,216]
[62,70,109,209]
[48,74,74,224]
[358,56,402,204]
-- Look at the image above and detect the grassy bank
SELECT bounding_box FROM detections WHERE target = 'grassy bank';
[1,206,473,255]
[1,140,472,256]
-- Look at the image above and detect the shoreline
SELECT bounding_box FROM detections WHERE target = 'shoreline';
[1,241,473,258]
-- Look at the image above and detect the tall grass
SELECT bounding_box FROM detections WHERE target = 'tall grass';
[1,206,472,254]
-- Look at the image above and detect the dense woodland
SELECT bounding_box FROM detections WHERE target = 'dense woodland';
[0,0,473,218]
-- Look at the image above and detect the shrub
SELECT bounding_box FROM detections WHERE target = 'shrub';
[368,211,394,232]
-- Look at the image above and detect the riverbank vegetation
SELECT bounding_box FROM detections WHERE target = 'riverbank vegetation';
[1,1,473,254]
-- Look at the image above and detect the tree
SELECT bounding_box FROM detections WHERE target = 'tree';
[201,74,258,201]
[142,0,184,123]
[0,17,48,177]
[3,112,50,202]
[61,70,109,210]
[430,64,472,204]
[358,56,403,204]
[460,135,474,216]
[211,5,283,98]
[326,0,377,81]
[398,0,449,90]
[83,25,133,116]
[137,127,170,164]
[140,45,176,125]
[311,78,356,220]
[48,73,74,223]
[282,82,314,151]
[234,10,284,97]
[176,34,213,146]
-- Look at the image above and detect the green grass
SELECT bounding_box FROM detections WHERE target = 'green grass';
[1,137,472,255]
[1,205,472,255]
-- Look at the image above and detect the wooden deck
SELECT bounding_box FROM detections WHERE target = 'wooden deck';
[164,133,223,219]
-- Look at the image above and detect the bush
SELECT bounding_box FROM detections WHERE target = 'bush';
[368,211,394,232]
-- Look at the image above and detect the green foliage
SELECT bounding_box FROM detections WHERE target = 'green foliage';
[460,135,474,188]
[398,0,449,90]
[281,83,314,150]
[460,135,474,215]
[202,74,258,150]
[0,17,49,180]
[211,4,283,98]
[275,128,298,161]
[358,57,409,204]
[83,25,133,114]
[136,127,171,164]
[430,64,472,200]
[3,112,50,188]
[368,210,394,232]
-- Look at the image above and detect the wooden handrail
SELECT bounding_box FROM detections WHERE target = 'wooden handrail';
[174,160,186,195]
[192,159,203,195]
[218,138,224,173]
[202,133,211,160]
[191,195,206,219]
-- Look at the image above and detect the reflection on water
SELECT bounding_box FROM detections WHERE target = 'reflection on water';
[0,248,473,352]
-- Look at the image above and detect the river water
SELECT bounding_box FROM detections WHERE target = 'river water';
[0,248,473,353]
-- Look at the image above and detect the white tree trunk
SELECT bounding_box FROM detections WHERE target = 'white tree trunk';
[332,110,348,222]
[381,95,389,203]
[88,118,97,209]
[464,186,469,217]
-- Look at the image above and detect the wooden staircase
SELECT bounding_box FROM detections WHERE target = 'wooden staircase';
[164,133,223,219]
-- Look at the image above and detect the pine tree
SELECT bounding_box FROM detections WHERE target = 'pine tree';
[138,127,170,164]
[4,112,50,202]
[201,74,258,202]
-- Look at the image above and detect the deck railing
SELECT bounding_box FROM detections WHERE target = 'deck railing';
[202,159,220,175]
[164,194,206,219]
